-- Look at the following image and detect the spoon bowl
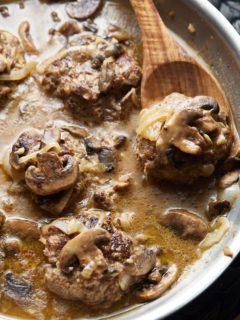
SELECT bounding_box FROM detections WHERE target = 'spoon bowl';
[130,0,227,109]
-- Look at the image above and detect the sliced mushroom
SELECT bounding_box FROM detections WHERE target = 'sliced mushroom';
[18,21,39,55]
[3,219,40,241]
[59,228,110,274]
[9,129,42,171]
[218,170,240,189]
[160,209,208,241]
[147,268,162,283]
[65,0,102,21]
[36,187,74,215]
[124,248,156,277]
[58,20,81,37]
[136,264,178,301]
[207,200,231,221]
[160,108,205,156]
[98,147,116,172]
[84,137,102,154]
[25,153,79,196]
[61,125,88,139]
[84,137,117,172]
[5,272,32,299]
[120,88,139,113]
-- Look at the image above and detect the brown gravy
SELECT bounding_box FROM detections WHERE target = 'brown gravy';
[0,1,216,319]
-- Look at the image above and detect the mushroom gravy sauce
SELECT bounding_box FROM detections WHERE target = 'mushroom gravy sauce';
[0,1,237,319]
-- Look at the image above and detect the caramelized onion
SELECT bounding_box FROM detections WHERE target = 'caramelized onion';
[199,217,230,250]
[0,61,36,81]
[117,211,135,230]
[18,142,61,164]
[1,147,24,181]
[51,218,87,235]
[37,50,68,74]
[1,147,12,178]
[8,181,25,194]
[18,21,39,55]
[137,103,173,141]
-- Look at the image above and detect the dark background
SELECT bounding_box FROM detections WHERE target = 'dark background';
[167,1,240,319]
[210,0,240,33]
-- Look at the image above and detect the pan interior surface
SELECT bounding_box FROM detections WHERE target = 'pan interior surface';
[115,1,240,319]
[0,1,239,319]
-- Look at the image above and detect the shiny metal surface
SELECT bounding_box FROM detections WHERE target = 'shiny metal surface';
[1,1,240,320]
[112,0,240,319]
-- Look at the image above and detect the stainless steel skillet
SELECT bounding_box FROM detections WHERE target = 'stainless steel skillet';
[102,0,240,319]
[0,1,239,320]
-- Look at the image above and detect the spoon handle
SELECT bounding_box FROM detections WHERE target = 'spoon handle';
[130,0,187,68]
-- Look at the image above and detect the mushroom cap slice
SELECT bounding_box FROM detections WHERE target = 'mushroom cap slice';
[218,170,240,189]
[207,200,231,221]
[160,209,208,241]
[61,125,88,139]
[3,218,40,241]
[9,129,42,171]
[37,188,74,216]
[25,153,79,196]
[66,0,102,21]
[124,248,156,277]
[5,272,32,300]
[136,264,178,301]
[59,227,110,274]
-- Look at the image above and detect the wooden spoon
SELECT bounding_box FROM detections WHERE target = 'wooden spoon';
[130,0,227,109]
